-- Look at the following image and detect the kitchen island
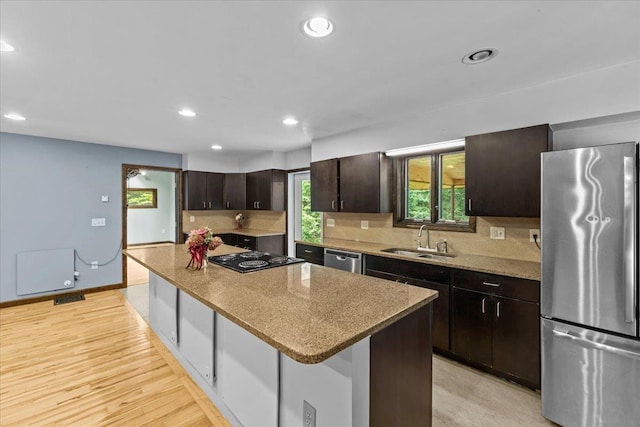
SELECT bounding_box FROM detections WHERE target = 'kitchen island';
[126,244,438,427]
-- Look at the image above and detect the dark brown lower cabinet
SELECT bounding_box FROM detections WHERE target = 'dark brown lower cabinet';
[220,233,284,254]
[295,243,324,265]
[451,273,541,389]
[364,255,450,353]
[491,297,540,387]
[451,288,492,367]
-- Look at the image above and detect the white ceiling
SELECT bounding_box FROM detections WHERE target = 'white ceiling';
[1,1,639,157]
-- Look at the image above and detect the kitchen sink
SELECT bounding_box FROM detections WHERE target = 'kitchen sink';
[380,248,455,259]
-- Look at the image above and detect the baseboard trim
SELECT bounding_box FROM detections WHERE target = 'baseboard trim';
[0,283,125,309]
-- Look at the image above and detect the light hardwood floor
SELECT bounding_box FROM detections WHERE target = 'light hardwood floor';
[0,290,230,426]
[2,284,553,426]
[127,243,174,286]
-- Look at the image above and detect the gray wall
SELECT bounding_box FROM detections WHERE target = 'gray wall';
[127,170,177,245]
[0,132,181,302]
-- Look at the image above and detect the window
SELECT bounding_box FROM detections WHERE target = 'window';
[394,148,475,231]
[127,188,157,209]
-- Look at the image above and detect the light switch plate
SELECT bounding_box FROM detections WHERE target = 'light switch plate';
[91,218,106,227]
[326,218,335,227]
[101,195,109,202]
[189,215,195,223]
[490,226,505,240]
[361,220,369,230]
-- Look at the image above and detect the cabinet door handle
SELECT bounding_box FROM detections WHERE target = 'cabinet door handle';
[203,201,206,208]
[331,200,336,210]
[340,200,344,210]
[468,198,472,212]
[496,301,501,318]
[208,201,211,209]
[257,201,261,209]
[226,201,230,209]
[481,297,486,314]
[483,281,500,287]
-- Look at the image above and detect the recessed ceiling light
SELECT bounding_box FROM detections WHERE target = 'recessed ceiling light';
[211,145,222,150]
[282,117,299,126]
[4,113,26,121]
[0,40,15,52]
[140,171,147,176]
[462,48,498,65]
[302,17,334,38]
[178,109,196,117]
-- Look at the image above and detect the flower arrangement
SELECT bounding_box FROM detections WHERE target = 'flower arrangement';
[185,227,223,270]
[234,212,245,230]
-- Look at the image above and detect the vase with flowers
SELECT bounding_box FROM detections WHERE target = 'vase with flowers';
[234,212,245,230]
[185,227,223,270]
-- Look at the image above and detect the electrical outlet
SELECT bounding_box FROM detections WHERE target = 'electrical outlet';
[490,226,505,240]
[530,229,541,242]
[326,218,335,227]
[189,215,195,223]
[101,195,109,202]
[361,220,369,230]
[91,217,106,227]
[303,400,316,427]
[91,261,99,270]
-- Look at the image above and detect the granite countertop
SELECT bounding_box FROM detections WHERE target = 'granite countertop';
[297,238,541,281]
[185,228,285,237]
[125,244,437,364]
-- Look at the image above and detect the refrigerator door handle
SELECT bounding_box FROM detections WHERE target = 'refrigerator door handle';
[552,329,640,359]
[622,156,636,324]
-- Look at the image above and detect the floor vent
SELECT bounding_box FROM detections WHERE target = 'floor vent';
[54,294,85,305]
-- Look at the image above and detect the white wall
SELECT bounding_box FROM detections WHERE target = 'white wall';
[311,61,640,161]
[240,151,287,172]
[127,170,176,244]
[551,112,640,150]
[182,152,241,172]
[285,147,311,170]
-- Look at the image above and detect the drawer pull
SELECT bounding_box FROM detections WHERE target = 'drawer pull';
[483,281,500,287]
[304,250,313,253]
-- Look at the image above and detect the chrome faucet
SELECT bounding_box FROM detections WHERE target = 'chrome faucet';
[417,225,448,254]
[417,225,430,250]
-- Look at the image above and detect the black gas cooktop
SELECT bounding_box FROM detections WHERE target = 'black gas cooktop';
[207,251,304,273]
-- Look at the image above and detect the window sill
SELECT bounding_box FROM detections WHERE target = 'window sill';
[393,217,476,233]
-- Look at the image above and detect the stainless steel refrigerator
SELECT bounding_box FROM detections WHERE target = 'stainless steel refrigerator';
[541,141,639,426]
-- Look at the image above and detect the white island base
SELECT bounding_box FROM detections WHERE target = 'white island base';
[148,270,432,427]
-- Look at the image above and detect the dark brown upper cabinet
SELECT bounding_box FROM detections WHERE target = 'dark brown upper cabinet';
[183,171,224,210]
[223,173,246,210]
[310,158,339,212]
[310,152,392,213]
[465,124,551,217]
[245,169,286,211]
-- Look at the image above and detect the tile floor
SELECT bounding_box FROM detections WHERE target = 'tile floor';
[121,283,553,426]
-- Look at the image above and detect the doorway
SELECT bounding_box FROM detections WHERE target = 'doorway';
[122,164,182,286]
[287,171,322,256]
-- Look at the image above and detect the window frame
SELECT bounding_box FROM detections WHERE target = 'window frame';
[392,148,476,232]
[127,188,158,209]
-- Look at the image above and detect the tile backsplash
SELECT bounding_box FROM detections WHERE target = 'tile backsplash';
[182,210,286,234]
[323,213,541,262]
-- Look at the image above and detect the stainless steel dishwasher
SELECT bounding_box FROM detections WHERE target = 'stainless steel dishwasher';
[323,249,362,274]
